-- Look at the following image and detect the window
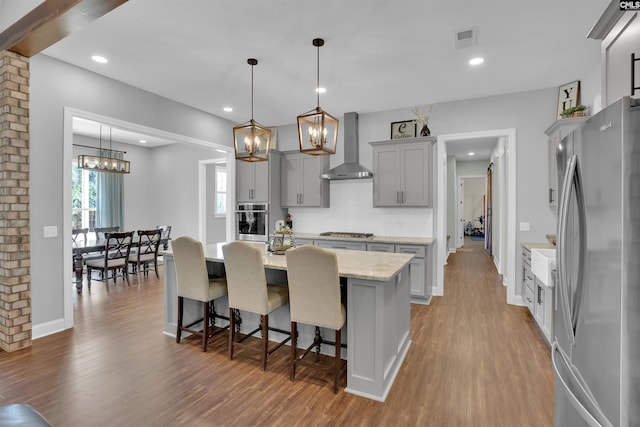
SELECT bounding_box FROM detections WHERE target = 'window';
[72,161,98,230]
[214,165,227,217]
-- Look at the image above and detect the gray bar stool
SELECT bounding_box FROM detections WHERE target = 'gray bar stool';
[223,241,290,371]
[285,245,346,393]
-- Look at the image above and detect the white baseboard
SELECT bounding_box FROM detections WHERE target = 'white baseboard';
[32,318,67,339]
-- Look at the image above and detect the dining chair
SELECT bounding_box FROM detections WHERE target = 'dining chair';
[173,236,228,352]
[156,225,172,250]
[85,231,134,289]
[222,241,290,371]
[94,226,120,241]
[71,228,88,244]
[285,245,347,393]
[128,229,162,279]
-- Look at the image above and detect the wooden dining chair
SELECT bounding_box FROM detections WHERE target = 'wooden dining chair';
[156,225,172,249]
[94,226,120,241]
[223,241,290,371]
[85,231,134,289]
[72,228,88,244]
[285,245,347,393]
[128,229,162,279]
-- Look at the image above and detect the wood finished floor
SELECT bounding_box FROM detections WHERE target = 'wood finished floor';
[0,243,554,426]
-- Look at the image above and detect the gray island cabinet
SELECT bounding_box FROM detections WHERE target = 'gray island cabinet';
[369,137,434,207]
[296,233,435,305]
[162,242,413,402]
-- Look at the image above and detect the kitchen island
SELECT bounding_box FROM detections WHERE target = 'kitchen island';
[162,242,414,401]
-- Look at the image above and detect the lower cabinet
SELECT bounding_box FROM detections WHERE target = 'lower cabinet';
[315,241,367,251]
[522,245,554,345]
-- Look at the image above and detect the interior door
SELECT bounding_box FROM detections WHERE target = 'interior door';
[458,178,464,248]
[486,163,493,255]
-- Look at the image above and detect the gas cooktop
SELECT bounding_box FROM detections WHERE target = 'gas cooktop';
[319,231,374,239]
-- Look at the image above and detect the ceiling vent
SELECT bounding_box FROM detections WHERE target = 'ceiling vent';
[454,26,478,49]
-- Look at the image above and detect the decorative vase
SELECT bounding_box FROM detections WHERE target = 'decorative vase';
[420,124,431,136]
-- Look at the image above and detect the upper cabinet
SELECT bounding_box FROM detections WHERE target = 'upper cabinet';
[370,137,434,207]
[544,118,588,211]
[236,151,281,204]
[280,151,330,208]
[599,12,640,106]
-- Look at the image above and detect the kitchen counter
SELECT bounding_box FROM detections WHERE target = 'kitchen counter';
[161,242,413,402]
[521,241,555,250]
[294,232,435,246]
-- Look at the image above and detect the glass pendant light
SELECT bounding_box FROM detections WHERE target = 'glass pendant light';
[297,38,338,156]
[233,58,271,162]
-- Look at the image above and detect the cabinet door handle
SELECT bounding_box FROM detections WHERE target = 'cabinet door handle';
[401,191,404,204]
[396,191,400,204]
[549,188,554,203]
[299,193,303,204]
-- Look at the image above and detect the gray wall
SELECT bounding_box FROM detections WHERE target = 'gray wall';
[446,156,456,252]
[206,163,227,244]
[30,54,233,328]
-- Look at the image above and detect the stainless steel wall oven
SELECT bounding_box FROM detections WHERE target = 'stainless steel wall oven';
[236,203,268,242]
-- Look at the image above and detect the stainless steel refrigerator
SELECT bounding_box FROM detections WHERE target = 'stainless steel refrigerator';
[554,96,640,426]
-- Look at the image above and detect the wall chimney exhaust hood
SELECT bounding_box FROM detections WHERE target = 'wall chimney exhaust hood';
[321,112,372,180]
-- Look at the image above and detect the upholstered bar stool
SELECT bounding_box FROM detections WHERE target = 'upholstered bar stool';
[285,245,347,393]
[222,241,290,371]
[173,236,228,352]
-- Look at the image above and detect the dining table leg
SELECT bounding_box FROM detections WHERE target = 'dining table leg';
[73,253,84,292]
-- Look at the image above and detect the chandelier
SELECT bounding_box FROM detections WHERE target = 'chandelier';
[233,58,271,162]
[297,38,338,156]
[77,125,130,174]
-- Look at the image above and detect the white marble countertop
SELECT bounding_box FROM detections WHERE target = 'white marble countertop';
[293,232,435,246]
[521,242,556,250]
[162,242,414,282]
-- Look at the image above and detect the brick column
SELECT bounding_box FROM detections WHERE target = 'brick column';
[0,50,31,352]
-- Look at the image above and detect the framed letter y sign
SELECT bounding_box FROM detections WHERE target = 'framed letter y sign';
[557,80,580,119]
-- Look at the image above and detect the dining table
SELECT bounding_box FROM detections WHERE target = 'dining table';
[161,241,414,402]
[72,236,170,291]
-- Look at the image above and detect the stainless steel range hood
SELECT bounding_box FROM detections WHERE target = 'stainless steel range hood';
[320,112,373,180]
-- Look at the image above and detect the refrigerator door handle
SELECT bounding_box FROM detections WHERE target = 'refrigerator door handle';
[556,154,587,346]
[552,341,613,427]
[557,155,575,346]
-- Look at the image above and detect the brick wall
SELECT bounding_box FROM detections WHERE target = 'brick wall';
[0,50,31,352]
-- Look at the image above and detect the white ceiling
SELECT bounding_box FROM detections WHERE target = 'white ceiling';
[1,0,607,154]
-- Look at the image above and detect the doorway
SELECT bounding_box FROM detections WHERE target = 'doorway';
[62,107,232,332]
[457,176,486,250]
[435,129,517,304]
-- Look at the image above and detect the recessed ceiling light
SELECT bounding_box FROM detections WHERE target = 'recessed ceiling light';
[223,107,233,112]
[92,55,108,64]
[469,57,484,65]
[139,139,147,144]
[315,87,326,94]
[468,152,475,156]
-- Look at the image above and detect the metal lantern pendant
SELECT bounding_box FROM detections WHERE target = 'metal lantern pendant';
[233,58,271,162]
[297,38,338,156]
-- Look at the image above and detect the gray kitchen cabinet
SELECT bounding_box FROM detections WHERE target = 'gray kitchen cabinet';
[544,118,588,210]
[396,244,431,303]
[522,246,535,313]
[237,158,269,202]
[370,137,434,207]
[315,240,367,251]
[281,151,329,208]
[366,243,395,253]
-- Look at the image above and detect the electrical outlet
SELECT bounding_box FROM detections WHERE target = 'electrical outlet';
[519,222,531,232]
[43,226,58,238]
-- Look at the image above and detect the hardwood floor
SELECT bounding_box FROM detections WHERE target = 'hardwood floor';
[0,246,553,426]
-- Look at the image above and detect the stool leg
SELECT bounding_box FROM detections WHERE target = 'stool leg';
[334,329,341,394]
[290,321,297,382]
[202,301,210,352]
[261,315,268,371]
[176,296,183,344]
[228,308,235,360]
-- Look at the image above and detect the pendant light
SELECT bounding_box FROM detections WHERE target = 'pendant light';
[297,38,338,156]
[77,125,130,174]
[233,58,271,162]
